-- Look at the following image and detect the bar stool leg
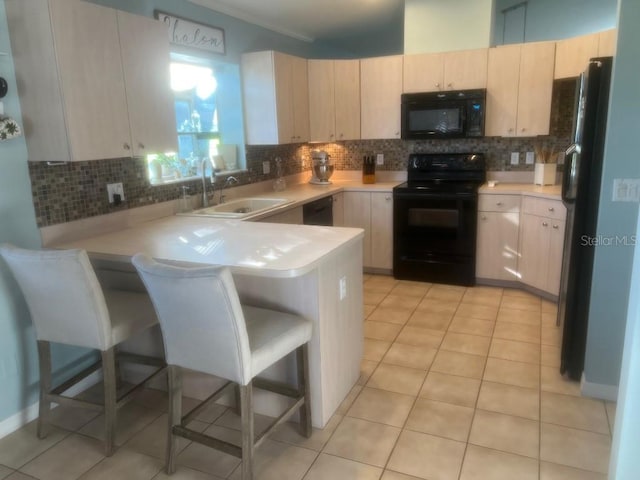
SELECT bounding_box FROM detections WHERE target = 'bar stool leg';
[166,365,182,474]
[297,344,312,438]
[102,348,117,457]
[240,382,254,480]
[36,341,52,439]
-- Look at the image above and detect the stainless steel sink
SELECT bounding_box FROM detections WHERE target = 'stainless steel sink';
[184,197,293,218]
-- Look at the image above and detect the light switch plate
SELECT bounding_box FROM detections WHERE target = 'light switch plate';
[525,151,535,164]
[262,161,270,175]
[510,152,520,165]
[376,153,384,166]
[107,182,124,203]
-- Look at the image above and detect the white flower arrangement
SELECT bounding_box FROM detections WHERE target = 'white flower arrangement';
[0,115,22,141]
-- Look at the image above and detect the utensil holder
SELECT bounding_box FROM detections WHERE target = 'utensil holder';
[363,157,376,184]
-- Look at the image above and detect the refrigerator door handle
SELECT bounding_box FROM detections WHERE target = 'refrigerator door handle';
[562,144,581,204]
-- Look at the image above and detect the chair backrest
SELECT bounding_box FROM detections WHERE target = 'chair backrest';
[132,254,252,385]
[0,244,112,350]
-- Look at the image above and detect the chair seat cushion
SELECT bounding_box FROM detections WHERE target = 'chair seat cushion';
[104,289,159,348]
[243,305,312,378]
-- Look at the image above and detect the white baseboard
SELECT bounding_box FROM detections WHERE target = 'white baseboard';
[0,370,102,440]
[581,372,619,401]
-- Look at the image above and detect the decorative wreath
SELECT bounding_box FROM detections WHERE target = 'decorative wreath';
[0,115,22,141]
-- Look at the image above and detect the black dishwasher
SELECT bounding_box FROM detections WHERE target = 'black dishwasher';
[303,197,333,226]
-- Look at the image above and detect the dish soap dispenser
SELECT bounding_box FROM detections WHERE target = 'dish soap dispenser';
[273,157,286,191]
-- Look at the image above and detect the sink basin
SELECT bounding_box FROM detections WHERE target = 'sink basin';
[186,198,293,218]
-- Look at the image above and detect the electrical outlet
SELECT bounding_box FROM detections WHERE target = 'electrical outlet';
[525,151,535,164]
[339,276,347,300]
[613,179,640,202]
[107,182,124,204]
[376,153,384,166]
[262,161,270,175]
[510,152,520,165]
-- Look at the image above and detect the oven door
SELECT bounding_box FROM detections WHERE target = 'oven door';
[393,190,478,285]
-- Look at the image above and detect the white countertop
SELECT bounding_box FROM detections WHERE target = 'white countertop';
[479,182,562,199]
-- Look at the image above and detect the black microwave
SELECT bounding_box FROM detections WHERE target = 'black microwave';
[401,89,486,139]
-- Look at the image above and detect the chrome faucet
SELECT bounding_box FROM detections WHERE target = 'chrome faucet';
[219,176,239,204]
[201,157,216,207]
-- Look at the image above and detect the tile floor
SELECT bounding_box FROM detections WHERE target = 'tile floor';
[0,275,616,480]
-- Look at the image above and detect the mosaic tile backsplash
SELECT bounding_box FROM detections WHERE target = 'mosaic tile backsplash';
[28,80,575,227]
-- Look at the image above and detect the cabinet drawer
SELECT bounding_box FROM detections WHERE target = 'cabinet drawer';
[478,194,521,213]
[522,196,565,220]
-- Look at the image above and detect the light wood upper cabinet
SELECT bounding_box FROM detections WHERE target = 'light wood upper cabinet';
[403,49,487,93]
[486,42,555,137]
[242,51,309,145]
[598,28,617,57]
[554,32,599,79]
[117,10,177,157]
[361,55,403,139]
[308,59,360,142]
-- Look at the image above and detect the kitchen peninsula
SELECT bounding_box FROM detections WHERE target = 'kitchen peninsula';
[53,215,365,428]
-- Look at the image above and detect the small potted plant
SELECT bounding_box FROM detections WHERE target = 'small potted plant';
[534,143,557,186]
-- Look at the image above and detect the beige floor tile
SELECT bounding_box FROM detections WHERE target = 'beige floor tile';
[366,364,427,396]
[48,405,101,432]
[79,448,163,480]
[489,338,540,364]
[540,366,581,396]
[382,343,437,370]
[380,471,424,480]
[365,283,395,295]
[419,372,481,408]
[177,425,241,477]
[461,288,503,307]
[21,434,104,480]
[131,388,168,412]
[477,382,539,420]
[79,401,162,446]
[456,303,499,321]
[395,326,444,348]
[539,461,606,480]
[364,321,402,341]
[500,294,542,311]
[448,316,494,337]
[483,357,540,389]
[431,350,486,379]
[366,275,398,288]
[390,283,431,298]
[605,402,616,434]
[407,310,452,331]
[153,466,224,479]
[358,359,379,386]
[363,304,376,319]
[367,306,414,325]
[347,387,414,427]
[0,466,13,480]
[387,430,466,480]
[540,423,611,474]
[541,392,609,434]
[380,295,422,310]
[0,422,68,469]
[271,415,342,452]
[541,344,561,367]
[440,332,491,357]
[303,453,382,480]
[469,410,539,458]
[213,410,273,434]
[459,445,538,480]
[5,473,37,480]
[405,398,474,441]
[493,321,540,344]
[363,339,391,362]
[416,298,459,315]
[364,291,386,306]
[227,438,317,480]
[336,385,362,415]
[502,288,539,299]
[541,325,562,346]
[425,285,466,302]
[323,417,400,468]
[496,308,541,326]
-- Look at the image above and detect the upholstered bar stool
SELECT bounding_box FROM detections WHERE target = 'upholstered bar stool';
[0,244,165,456]
[132,254,313,480]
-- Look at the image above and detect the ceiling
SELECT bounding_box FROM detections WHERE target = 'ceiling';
[187,0,405,43]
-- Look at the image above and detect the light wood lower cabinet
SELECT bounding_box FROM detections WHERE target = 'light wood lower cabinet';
[343,191,393,270]
[257,206,303,225]
[332,193,344,227]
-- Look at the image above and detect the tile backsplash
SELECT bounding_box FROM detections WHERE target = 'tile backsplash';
[28,80,575,228]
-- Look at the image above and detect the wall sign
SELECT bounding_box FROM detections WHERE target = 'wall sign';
[155,11,226,55]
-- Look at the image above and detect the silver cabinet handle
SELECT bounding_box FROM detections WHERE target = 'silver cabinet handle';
[447,83,452,88]
[496,201,503,206]
[330,133,334,138]
[123,142,131,150]
[481,215,487,220]
[138,142,145,150]
[521,127,526,132]
[548,207,555,212]
[542,222,549,227]
[435,83,440,88]
[385,196,391,201]
[553,224,559,229]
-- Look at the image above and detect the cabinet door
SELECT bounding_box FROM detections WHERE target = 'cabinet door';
[343,192,372,267]
[361,56,403,139]
[485,45,520,137]
[334,60,361,141]
[241,51,279,145]
[444,48,488,90]
[370,193,393,270]
[273,52,295,144]
[546,219,566,295]
[403,52,444,93]
[598,29,617,57]
[516,41,555,137]
[117,10,177,157]
[519,213,551,291]
[332,193,344,227]
[554,33,599,79]
[291,56,310,142]
[308,60,335,142]
[50,0,131,160]
[476,212,520,281]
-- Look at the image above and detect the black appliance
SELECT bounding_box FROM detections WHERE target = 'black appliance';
[401,89,486,140]
[303,196,333,226]
[393,153,486,286]
[559,57,613,380]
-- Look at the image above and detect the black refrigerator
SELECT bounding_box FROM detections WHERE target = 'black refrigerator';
[558,57,613,380]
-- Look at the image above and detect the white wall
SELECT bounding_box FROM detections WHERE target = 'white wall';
[404,0,494,54]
